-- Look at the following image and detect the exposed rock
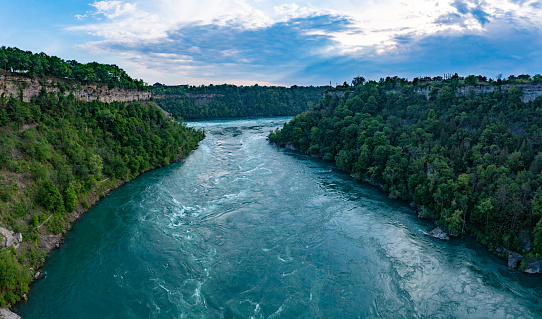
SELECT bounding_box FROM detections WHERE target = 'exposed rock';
[495,246,512,256]
[416,83,542,103]
[507,252,523,269]
[0,308,21,319]
[38,233,63,252]
[427,227,450,241]
[34,271,42,280]
[0,227,22,248]
[0,72,150,103]
[285,143,297,151]
[518,231,533,253]
[523,260,542,274]
[325,90,348,99]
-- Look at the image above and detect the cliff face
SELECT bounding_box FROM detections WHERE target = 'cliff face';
[0,73,150,103]
[416,83,542,103]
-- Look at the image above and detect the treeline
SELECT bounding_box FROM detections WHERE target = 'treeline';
[343,73,542,89]
[269,80,542,263]
[151,84,328,120]
[0,90,204,306]
[0,46,146,90]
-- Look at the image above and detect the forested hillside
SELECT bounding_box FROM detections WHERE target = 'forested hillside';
[269,77,542,270]
[0,46,146,90]
[151,84,328,119]
[0,51,204,307]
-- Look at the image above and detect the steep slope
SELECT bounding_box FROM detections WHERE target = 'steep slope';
[0,50,205,307]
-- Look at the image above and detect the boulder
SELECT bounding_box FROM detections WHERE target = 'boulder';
[0,308,22,319]
[428,227,450,241]
[0,227,22,248]
[523,260,542,274]
[507,252,523,269]
[38,234,63,251]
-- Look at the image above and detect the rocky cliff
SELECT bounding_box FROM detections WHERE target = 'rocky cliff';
[0,72,150,103]
[416,83,542,103]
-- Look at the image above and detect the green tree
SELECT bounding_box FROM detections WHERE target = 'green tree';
[0,49,7,71]
[465,75,478,85]
[38,179,65,213]
[0,249,30,307]
[352,76,365,86]
[64,184,77,213]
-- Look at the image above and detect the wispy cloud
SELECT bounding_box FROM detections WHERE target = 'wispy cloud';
[67,0,542,85]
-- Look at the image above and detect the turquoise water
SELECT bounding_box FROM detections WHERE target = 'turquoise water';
[17,117,542,318]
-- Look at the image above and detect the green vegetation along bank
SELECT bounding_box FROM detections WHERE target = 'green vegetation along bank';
[0,46,147,90]
[269,76,542,272]
[151,83,328,120]
[0,53,204,307]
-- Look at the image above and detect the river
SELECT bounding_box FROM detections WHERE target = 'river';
[17,117,542,318]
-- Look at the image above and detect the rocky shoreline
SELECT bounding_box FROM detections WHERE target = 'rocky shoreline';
[424,220,542,273]
[0,308,21,319]
[0,179,125,317]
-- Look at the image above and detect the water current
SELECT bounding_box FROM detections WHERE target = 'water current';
[17,117,542,318]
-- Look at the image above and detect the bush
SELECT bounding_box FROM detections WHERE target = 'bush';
[0,249,30,307]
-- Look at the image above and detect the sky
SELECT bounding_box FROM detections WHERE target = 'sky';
[1,0,542,86]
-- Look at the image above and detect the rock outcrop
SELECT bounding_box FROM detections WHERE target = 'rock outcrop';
[37,233,63,252]
[0,308,21,319]
[523,260,542,274]
[427,227,450,241]
[0,227,22,249]
[0,72,150,103]
[416,83,542,103]
[507,252,523,269]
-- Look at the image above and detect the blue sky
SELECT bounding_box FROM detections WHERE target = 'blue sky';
[1,0,541,86]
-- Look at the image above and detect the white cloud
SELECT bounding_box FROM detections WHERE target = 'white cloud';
[91,1,139,19]
[71,0,542,53]
[67,0,542,84]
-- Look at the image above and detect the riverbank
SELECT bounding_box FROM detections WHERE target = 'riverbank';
[2,145,203,316]
[268,82,542,273]
[275,141,542,274]
[0,94,205,309]
[16,117,542,318]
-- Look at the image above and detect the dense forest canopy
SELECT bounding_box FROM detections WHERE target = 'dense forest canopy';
[0,46,147,90]
[151,83,329,120]
[269,76,542,266]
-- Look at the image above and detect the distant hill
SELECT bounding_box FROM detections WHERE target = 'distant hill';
[150,83,330,120]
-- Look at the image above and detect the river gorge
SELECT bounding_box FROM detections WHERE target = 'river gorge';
[17,117,542,318]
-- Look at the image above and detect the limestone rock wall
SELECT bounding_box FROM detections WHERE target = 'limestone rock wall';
[416,83,542,103]
[0,73,151,103]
